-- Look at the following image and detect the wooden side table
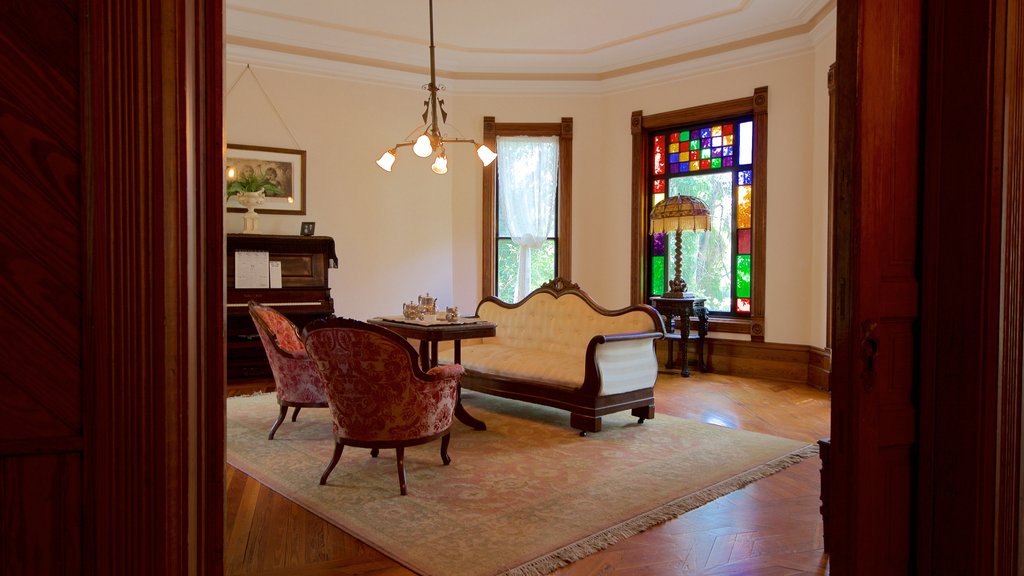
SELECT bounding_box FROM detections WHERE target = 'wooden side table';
[649,296,709,377]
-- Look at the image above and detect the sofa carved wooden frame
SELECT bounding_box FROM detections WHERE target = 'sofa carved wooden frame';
[458,278,666,435]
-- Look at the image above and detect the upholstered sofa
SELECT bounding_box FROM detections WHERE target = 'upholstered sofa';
[438,278,666,435]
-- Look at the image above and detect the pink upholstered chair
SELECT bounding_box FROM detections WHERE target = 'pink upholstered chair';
[248,301,328,439]
[302,317,464,495]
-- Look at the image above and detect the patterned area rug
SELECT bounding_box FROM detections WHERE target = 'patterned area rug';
[226,391,816,576]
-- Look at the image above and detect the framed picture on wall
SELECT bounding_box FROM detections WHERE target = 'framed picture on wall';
[226,143,307,214]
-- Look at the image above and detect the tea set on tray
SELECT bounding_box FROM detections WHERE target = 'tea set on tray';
[402,293,459,322]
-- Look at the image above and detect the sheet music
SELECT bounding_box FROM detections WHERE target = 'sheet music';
[269,260,282,288]
[234,251,269,288]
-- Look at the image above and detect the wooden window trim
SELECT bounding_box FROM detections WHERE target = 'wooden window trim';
[482,117,573,297]
[630,87,767,340]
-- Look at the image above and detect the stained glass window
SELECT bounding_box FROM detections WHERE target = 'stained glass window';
[647,116,755,315]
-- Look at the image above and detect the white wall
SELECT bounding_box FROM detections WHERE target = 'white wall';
[226,25,836,347]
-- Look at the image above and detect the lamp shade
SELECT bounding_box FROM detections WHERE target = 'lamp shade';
[431,152,448,174]
[376,149,397,172]
[649,195,711,234]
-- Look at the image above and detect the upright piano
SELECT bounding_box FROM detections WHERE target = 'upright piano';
[226,233,337,389]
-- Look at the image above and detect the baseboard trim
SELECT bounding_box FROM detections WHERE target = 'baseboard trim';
[657,338,832,389]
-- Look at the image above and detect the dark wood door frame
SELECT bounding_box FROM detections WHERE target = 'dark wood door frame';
[83,0,225,573]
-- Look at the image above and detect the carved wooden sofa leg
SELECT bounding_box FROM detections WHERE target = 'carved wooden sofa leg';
[570,413,602,437]
[632,405,655,424]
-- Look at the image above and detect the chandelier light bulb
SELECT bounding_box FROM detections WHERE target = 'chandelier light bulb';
[413,134,433,157]
[431,152,448,175]
[476,144,497,166]
[376,149,397,172]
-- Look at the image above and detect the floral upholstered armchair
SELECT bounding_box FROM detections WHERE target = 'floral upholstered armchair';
[248,301,328,439]
[302,317,464,495]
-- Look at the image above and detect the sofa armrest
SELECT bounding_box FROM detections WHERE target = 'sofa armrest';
[582,332,660,396]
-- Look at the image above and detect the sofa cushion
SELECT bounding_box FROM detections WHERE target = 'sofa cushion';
[455,344,582,390]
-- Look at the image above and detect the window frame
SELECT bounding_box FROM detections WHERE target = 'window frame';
[630,87,767,340]
[482,117,573,298]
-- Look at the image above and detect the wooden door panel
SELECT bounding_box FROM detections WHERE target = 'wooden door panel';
[832,0,921,572]
[0,2,84,573]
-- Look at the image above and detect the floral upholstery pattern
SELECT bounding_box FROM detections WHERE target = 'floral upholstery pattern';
[303,319,461,443]
[249,302,327,407]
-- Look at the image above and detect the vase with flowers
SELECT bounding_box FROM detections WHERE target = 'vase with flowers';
[226,167,283,234]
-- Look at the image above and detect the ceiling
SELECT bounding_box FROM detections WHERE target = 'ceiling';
[226,0,835,90]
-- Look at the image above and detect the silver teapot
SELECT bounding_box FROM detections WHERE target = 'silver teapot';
[418,293,437,316]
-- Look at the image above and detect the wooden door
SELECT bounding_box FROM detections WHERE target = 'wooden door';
[830,0,922,572]
[0,1,224,574]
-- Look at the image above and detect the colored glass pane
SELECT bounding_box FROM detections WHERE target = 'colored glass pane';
[669,133,679,143]
[654,135,665,175]
[711,147,722,158]
[690,140,699,151]
[690,150,699,161]
[670,163,680,173]
[736,254,751,298]
[702,138,712,148]
[669,153,679,164]
[737,298,751,314]
[723,145,733,157]
[724,134,734,145]
[738,170,753,185]
[739,121,753,164]
[711,126,722,137]
[668,142,679,154]
[711,158,722,169]
[690,161,700,171]
[737,185,752,228]
[679,163,690,172]
[700,128,711,138]
[712,136,722,147]
[701,148,711,160]
[651,256,665,296]
[700,159,710,169]
[680,130,690,141]
[723,157,733,167]
[652,232,666,256]
[738,228,751,254]
[653,179,665,194]
[723,124,733,135]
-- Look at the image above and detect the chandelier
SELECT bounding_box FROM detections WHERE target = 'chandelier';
[375,0,497,175]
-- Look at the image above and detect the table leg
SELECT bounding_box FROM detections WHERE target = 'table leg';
[679,314,691,378]
[430,341,439,368]
[450,339,486,430]
[418,340,430,372]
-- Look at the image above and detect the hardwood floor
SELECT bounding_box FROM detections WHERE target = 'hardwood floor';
[225,372,831,575]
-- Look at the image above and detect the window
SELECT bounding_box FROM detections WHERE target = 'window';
[482,117,573,302]
[630,88,767,338]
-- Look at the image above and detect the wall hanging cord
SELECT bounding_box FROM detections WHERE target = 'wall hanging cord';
[226,64,303,149]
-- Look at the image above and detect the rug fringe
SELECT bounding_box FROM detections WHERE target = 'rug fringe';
[502,443,820,576]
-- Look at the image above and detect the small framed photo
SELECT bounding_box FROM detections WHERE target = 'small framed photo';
[300,222,316,236]
[226,143,307,215]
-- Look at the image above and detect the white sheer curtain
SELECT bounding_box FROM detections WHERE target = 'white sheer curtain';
[497,135,559,301]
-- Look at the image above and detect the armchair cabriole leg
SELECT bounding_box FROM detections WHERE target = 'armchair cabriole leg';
[440,433,451,465]
[291,406,302,422]
[396,447,407,495]
[320,442,344,485]
[268,405,288,439]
